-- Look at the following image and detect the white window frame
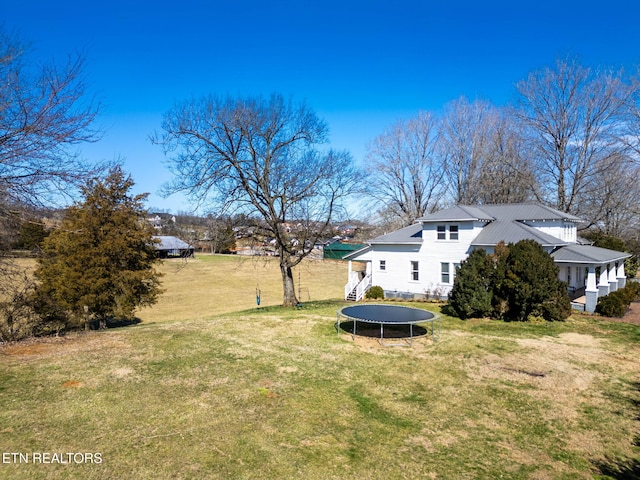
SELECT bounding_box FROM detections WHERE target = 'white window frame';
[410,261,419,281]
[437,225,459,241]
[441,262,450,283]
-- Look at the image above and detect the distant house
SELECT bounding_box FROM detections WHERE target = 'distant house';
[153,236,195,258]
[344,204,631,313]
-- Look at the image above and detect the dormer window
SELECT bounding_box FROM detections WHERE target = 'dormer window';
[437,225,459,241]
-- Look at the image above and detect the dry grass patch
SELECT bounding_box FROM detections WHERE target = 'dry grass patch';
[1,302,639,479]
[137,254,346,323]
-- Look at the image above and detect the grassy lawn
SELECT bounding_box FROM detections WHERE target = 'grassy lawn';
[1,256,639,479]
[136,254,347,323]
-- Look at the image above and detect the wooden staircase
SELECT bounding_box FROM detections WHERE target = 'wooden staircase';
[344,273,372,301]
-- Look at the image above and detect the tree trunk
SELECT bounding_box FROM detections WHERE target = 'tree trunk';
[280,253,299,307]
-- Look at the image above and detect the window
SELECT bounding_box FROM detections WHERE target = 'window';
[379,260,386,271]
[410,261,419,281]
[437,224,459,240]
[441,262,450,283]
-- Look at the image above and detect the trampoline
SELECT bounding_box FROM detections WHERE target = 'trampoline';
[336,304,440,346]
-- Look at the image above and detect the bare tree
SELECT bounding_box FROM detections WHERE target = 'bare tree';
[513,57,634,220]
[580,153,640,236]
[439,98,494,204]
[153,94,357,306]
[474,113,536,204]
[0,29,103,209]
[364,111,445,225]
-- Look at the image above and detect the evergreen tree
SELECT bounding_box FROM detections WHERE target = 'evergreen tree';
[448,249,493,319]
[499,240,570,322]
[34,167,162,329]
[16,220,49,251]
[448,240,571,322]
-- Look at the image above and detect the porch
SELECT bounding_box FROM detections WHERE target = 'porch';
[552,244,632,313]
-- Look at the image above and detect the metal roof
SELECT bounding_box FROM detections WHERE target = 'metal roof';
[417,203,583,223]
[368,223,423,244]
[153,236,193,250]
[417,205,493,222]
[471,220,567,247]
[551,244,631,264]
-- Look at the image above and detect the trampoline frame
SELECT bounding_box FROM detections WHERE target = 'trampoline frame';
[336,304,441,346]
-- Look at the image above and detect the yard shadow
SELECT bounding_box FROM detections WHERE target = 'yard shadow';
[106,317,142,329]
[336,320,428,339]
[88,317,142,330]
[592,381,640,479]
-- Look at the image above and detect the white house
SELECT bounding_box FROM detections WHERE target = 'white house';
[344,204,631,313]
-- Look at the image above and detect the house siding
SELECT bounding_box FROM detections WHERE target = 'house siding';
[369,221,481,299]
[370,245,422,295]
[524,220,577,243]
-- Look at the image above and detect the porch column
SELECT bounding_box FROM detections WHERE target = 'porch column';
[608,263,618,292]
[347,260,352,279]
[598,266,610,297]
[366,261,372,275]
[617,262,627,289]
[585,265,598,313]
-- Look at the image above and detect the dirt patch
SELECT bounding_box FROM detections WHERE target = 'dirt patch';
[613,300,640,325]
[0,331,131,360]
[1,337,69,356]
[62,380,82,388]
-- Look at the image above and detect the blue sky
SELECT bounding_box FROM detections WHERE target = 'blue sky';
[5,0,640,214]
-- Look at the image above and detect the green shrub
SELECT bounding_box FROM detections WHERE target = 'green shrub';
[448,249,493,319]
[447,240,571,322]
[596,282,640,317]
[365,285,384,300]
[596,291,627,317]
[624,281,640,300]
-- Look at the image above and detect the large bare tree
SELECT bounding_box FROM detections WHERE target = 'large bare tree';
[438,97,535,205]
[153,94,357,306]
[513,57,634,220]
[364,111,445,225]
[474,113,536,204]
[0,28,104,338]
[0,29,102,210]
[439,97,494,204]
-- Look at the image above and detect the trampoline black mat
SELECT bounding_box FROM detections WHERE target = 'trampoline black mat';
[339,304,435,324]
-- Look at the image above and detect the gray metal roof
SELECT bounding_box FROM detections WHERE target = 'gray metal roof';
[551,244,631,264]
[368,223,423,244]
[417,203,583,223]
[417,205,493,222]
[153,236,193,250]
[471,220,567,247]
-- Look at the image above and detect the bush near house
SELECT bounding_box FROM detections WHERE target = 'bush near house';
[596,282,640,317]
[365,285,384,300]
[446,249,493,319]
[448,240,571,322]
